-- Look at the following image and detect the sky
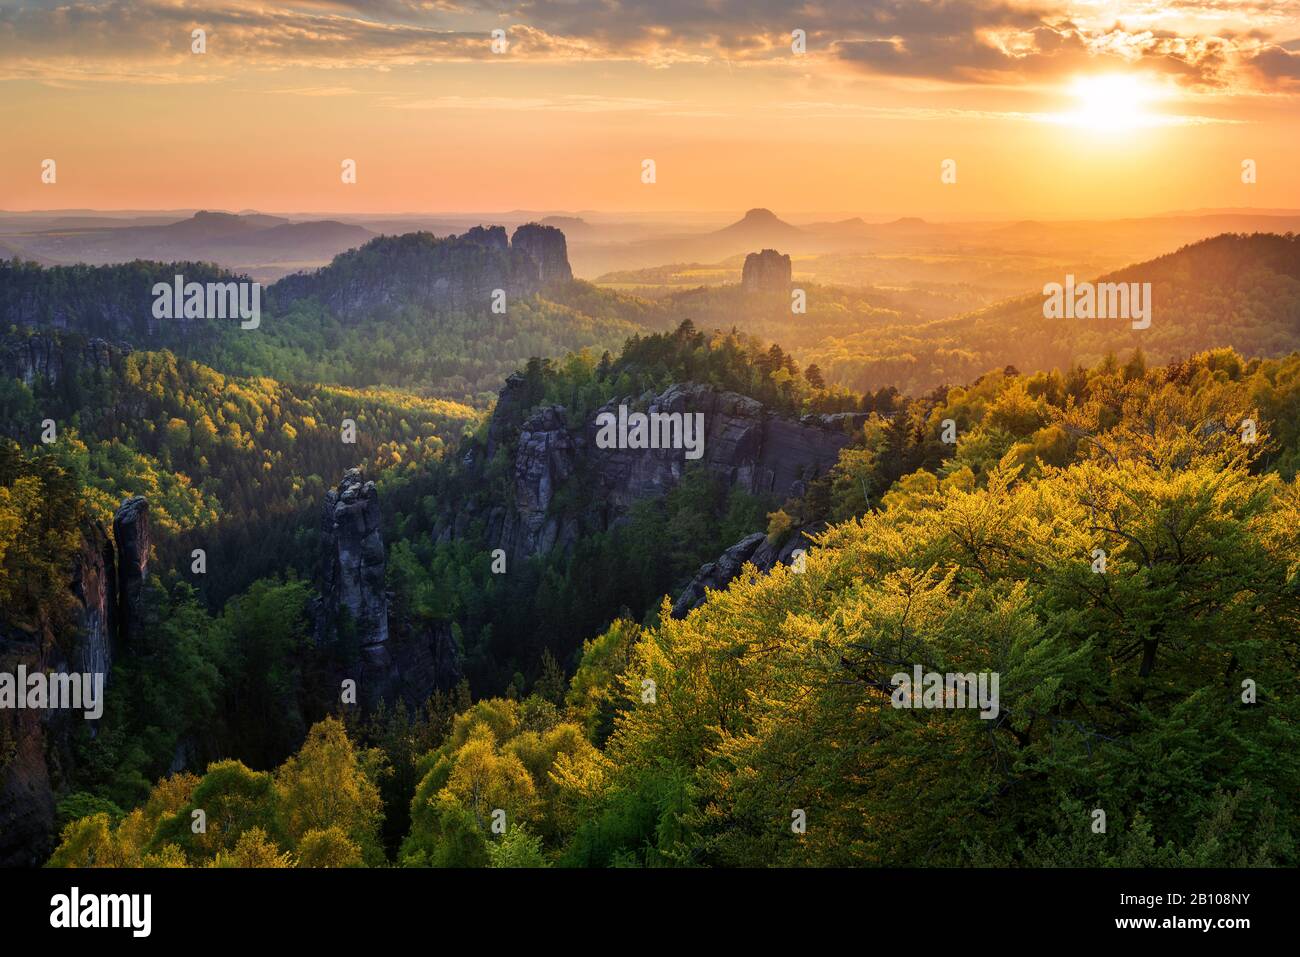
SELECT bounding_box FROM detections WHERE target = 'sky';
[1,0,1298,218]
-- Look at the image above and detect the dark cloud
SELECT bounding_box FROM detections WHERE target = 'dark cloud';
[831,10,1293,91]
[0,0,1296,91]
[1251,43,1300,78]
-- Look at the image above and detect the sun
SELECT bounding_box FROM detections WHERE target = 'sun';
[1059,74,1160,132]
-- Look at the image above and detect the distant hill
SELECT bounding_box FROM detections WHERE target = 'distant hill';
[711,208,804,243]
[162,209,291,238]
[571,206,1300,278]
[988,213,1300,254]
[1,211,374,277]
[802,232,1300,395]
[540,215,591,236]
[0,239,54,266]
[0,224,642,403]
[799,216,869,237]
[574,208,810,275]
[208,220,377,262]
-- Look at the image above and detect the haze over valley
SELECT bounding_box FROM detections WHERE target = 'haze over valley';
[3,0,1299,887]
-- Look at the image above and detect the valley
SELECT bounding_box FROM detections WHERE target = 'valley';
[2,213,1299,870]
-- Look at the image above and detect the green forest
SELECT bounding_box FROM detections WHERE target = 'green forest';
[2,231,1299,868]
[5,339,1296,867]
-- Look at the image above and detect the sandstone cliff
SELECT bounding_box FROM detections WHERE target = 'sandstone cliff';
[113,496,150,650]
[451,376,854,567]
[0,503,137,866]
[270,223,572,316]
[0,332,125,390]
[315,469,460,709]
[0,259,240,344]
[670,525,819,618]
[318,469,389,653]
[1,224,573,345]
[742,248,792,293]
[512,223,573,284]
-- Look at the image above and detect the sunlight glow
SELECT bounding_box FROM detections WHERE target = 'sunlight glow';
[1055,74,1162,132]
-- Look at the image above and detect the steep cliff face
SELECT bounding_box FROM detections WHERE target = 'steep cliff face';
[502,405,583,560]
[461,225,510,252]
[742,248,792,293]
[269,224,573,317]
[112,496,150,650]
[511,223,573,284]
[0,514,122,867]
[0,259,238,344]
[2,226,573,346]
[315,469,460,709]
[0,333,125,390]
[74,521,118,678]
[318,470,389,652]
[465,377,853,565]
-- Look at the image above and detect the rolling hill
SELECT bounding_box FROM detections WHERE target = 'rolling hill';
[1,211,375,280]
[801,232,1300,394]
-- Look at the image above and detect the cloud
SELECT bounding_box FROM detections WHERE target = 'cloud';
[391,93,670,111]
[776,98,1242,125]
[262,85,369,95]
[0,0,490,81]
[1250,41,1300,80]
[0,0,1297,94]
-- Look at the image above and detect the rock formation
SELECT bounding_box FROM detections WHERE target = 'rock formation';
[741,249,792,293]
[0,504,135,866]
[2,225,573,345]
[315,469,460,709]
[511,223,573,284]
[0,333,124,390]
[452,377,854,567]
[670,532,767,618]
[671,525,819,618]
[269,224,573,316]
[318,469,389,652]
[75,522,118,678]
[112,496,149,649]
[460,224,509,252]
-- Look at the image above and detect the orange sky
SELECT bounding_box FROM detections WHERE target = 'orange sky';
[2,1,1298,217]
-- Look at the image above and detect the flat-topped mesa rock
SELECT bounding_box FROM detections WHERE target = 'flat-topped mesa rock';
[511,223,573,284]
[465,377,854,565]
[112,496,149,650]
[315,469,460,708]
[741,249,792,293]
[268,223,573,316]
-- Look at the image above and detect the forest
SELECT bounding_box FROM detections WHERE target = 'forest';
[6,232,1298,409]
[2,231,1298,868]
[7,337,1296,867]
